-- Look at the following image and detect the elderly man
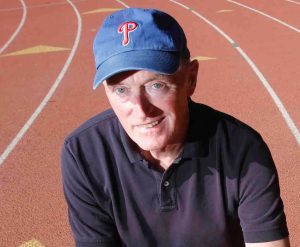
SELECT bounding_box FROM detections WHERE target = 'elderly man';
[61,8,289,247]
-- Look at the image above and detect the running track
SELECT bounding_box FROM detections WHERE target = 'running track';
[0,0,299,246]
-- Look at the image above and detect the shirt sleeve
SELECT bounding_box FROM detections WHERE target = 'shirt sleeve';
[61,141,122,247]
[237,134,289,243]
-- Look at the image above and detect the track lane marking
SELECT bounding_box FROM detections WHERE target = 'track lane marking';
[0,45,70,57]
[169,0,300,146]
[194,56,216,61]
[0,0,82,167]
[0,0,88,12]
[216,10,233,13]
[227,0,300,33]
[286,0,300,5]
[115,0,130,8]
[82,8,122,15]
[18,239,45,247]
[0,0,27,54]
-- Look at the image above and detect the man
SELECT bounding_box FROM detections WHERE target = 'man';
[61,8,289,247]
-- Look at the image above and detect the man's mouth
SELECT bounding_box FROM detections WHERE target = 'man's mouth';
[137,118,164,129]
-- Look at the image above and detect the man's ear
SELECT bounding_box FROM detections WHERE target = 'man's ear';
[187,59,199,96]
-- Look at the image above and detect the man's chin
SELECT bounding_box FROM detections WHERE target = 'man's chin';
[134,140,166,153]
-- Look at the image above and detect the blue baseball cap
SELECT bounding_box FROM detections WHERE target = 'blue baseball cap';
[93,8,190,89]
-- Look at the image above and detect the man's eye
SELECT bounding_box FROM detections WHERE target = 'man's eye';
[152,82,165,90]
[115,87,127,95]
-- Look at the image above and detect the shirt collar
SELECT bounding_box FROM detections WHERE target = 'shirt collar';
[181,99,209,158]
[118,121,144,164]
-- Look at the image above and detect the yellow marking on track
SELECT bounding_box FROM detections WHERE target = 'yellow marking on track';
[216,9,233,13]
[193,56,216,61]
[82,8,121,15]
[18,239,45,247]
[0,45,70,57]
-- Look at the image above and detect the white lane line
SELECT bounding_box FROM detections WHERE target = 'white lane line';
[0,0,27,54]
[115,0,129,8]
[169,0,300,146]
[0,0,88,12]
[286,0,300,5]
[0,0,82,166]
[227,0,300,33]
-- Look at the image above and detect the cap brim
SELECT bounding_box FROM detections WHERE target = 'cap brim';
[93,50,180,90]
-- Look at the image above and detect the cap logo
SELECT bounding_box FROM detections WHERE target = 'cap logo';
[118,21,138,46]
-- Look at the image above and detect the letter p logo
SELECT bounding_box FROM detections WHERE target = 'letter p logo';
[118,21,138,46]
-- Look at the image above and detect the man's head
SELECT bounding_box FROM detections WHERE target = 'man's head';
[93,8,199,153]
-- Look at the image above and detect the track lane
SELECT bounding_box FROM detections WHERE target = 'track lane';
[211,3,300,136]
[227,0,300,33]
[286,0,300,5]
[0,0,27,54]
[0,0,81,245]
[231,0,300,28]
[0,0,81,165]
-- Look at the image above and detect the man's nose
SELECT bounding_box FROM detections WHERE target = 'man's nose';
[131,91,154,117]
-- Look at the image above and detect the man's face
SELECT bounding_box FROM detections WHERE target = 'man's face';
[103,60,198,152]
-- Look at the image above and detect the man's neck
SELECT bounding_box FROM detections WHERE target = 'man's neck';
[141,144,184,171]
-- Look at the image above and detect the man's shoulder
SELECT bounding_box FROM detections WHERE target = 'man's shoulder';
[190,101,263,143]
[64,108,118,144]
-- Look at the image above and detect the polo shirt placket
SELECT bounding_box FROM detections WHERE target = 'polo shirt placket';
[152,167,177,211]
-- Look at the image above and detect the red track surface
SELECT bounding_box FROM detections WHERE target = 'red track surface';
[0,0,299,246]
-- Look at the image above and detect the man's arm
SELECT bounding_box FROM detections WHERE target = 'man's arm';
[246,237,290,247]
[61,141,121,247]
[237,133,289,243]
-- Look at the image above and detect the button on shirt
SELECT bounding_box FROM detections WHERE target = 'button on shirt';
[61,101,289,247]
[163,181,170,187]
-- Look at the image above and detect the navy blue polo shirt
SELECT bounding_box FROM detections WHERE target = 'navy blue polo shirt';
[61,101,288,247]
